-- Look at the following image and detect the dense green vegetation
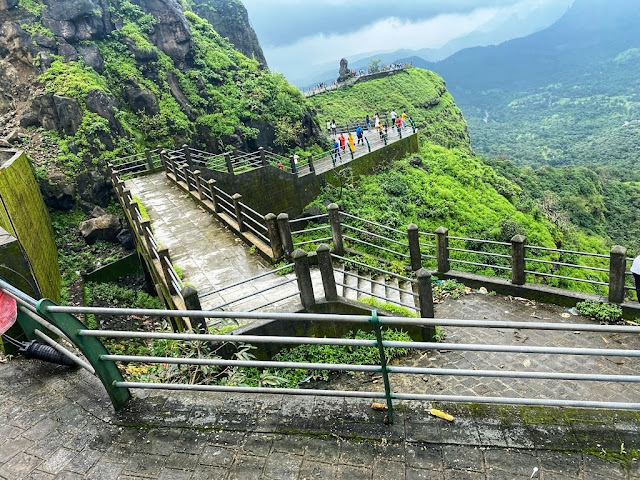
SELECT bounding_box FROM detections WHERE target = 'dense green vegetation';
[308,68,470,151]
[27,0,316,175]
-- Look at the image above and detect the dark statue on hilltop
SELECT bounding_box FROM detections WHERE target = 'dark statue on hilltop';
[338,58,355,83]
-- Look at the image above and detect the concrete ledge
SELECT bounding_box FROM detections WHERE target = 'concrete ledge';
[441,270,640,318]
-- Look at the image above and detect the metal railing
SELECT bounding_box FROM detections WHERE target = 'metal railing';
[198,264,299,314]
[7,278,638,418]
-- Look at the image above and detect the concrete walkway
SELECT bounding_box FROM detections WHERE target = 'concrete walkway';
[1,357,639,480]
[125,173,322,314]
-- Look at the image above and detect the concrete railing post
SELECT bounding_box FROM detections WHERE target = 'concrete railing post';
[157,246,177,295]
[139,219,154,254]
[327,203,344,256]
[308,155,315,174]
[265,213,283,260]
[510,235,527,286]
[225,152,234,175]
[207,179,221,213]
[259,147,267,166]
[193,170,203,200]
[183,167,192,191]
[232,193,245,231]
[159,150,168,172]
[183,144,191,167]
[435,227,450,274]
[316,244,337,301]
[417,269,436,341]
[407,224,421,271]
[277,213,295,259]
[293,250,315,309]
[608,246,627,304]
[181,286,208,334]
[144,149,154,171]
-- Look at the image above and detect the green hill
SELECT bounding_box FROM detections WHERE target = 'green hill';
[307,68,470,151]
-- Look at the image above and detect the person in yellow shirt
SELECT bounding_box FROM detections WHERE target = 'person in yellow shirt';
[347,132,356,153]
[401,112,407,129]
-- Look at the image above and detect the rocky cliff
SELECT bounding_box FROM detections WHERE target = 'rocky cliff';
[0,0,320,209]
[192,0,267,67]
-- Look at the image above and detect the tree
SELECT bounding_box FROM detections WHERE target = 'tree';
[368,59,381,74]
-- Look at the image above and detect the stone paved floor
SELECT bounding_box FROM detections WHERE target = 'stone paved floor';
[125,173,323,314]
[330,293,640,406]
[1,358,639,479]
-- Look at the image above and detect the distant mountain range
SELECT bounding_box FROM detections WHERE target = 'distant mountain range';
[408,0,640,104]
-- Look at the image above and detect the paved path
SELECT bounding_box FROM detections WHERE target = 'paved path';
[1,357,639,480]
[126,173,322,314]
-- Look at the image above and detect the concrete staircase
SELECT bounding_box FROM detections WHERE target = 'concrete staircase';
[333,264,419,312]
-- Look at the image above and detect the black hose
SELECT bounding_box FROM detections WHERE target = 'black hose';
[19,340,76,367]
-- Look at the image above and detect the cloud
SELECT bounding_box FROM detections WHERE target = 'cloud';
[263,7,503,75]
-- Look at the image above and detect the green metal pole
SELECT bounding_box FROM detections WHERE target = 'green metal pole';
[365,137,371,153]
[370,310,394,424]
[37,299,131,410]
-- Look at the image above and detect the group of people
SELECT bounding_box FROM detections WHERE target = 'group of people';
[328,109,410,166]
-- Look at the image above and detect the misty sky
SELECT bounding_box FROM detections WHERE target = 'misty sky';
[242,0,574,81]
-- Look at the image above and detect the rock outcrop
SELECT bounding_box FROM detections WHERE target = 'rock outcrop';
[192,0,267,67]
[79,214,122,244]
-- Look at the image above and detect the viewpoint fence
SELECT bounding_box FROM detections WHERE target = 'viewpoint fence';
[3,276,640,421]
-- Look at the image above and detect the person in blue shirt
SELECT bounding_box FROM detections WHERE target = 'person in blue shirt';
[332,139,342,166]
[355,126,364,145]
[366,115,371,131]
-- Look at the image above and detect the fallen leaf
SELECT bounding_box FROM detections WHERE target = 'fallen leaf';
[430,408,454,421]
[371,403,388,411]
[560,313,571,318]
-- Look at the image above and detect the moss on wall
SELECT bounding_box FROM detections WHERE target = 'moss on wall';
[0,151,61,301]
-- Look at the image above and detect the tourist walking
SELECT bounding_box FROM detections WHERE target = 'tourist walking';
[332,139,342,166]
[390,110,397,130]
[374,113,380,129]
[401,111,407,128]
[338,133,346,152]
[366,115,371,131]
[331,120,337,136]
[326,120,331,135]
[347,132,355,153]
[396,116,402,134]
[355,125,364,145]
[278,161,284,170]
[632,255,640,302]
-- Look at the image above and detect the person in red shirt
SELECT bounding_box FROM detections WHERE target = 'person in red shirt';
[338,133,346,151]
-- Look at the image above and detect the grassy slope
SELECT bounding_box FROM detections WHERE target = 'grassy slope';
[306,69,616,293]
[308,68,470,151]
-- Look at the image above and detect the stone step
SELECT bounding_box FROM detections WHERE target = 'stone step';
[385,277,402,304]
[399,280,417,309]
[371,274,386,302]
[344,267,359,301]
[357,272,373,301]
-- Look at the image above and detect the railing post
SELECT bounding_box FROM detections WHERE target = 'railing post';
[259,147,267,166]
[370,310,393,424]
[139,219,154,253]
[277,213,295,259]
[232,193,245,231]
[608,246,627,304]
[168,154,177,181]
[160,149,168,172]
[36,299,131,410]
[327,203,344,256]
[265,213,283,260]
[183,144,191,167]
[115,179,125,199]
[316,244,337,301]
[293,249,315,309]
[225,152,234,175]
[181,286,208,334]
[435,227,450,274]
[145,149,154,171]
[510,235,527,286]
[157,246,177,295]
[193,170,203,200]
[183,166,193,191]
[208,179,221,213]
[308,155,315,174]
[407,224,421,271]
[417,269,436,341]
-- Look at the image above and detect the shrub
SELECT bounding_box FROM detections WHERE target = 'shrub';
[576,300,623,323]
